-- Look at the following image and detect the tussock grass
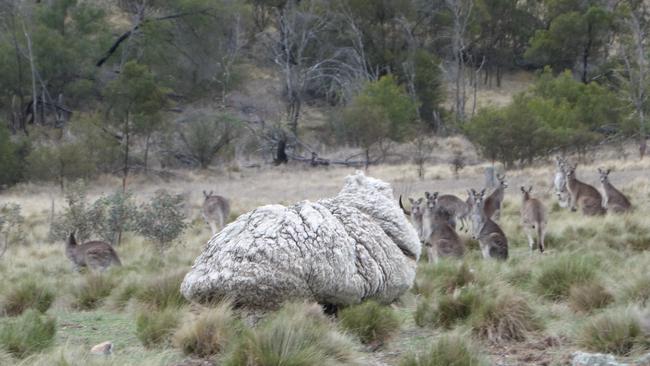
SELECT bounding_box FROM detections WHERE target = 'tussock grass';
[415,285,481,328]
[577,308,645,356]
[224,302,362,366]
[620,275,650,306]
[338,300,401,345]
[533,254,598,300]
[568,281,614,313]
[0,309,56,359]
[135,270,188,310]
[71,273,116,310]
[414,261,474,298]
[135,307,181,348]
[399,333,489,366]
[173,302,241,357]
[107,275,142,310]
[1,279,55,316]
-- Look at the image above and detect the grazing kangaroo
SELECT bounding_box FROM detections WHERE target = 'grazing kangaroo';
[483,174,507,220]
[598,168,632,214]
[566,164,605,216]
[554,156,570,208]
[66,232,121,272]
[423,194,465,263]
[469,189,508,260]
[435,193,471,232]
[202,191,231,235]
[399,195,426,241]
[520,186,547,253]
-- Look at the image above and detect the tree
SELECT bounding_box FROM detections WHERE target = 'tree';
[136,190,187,252]
[0,124,23,187]
[343,75,419,167]
[179,112,241,169]
[105,61,168,190]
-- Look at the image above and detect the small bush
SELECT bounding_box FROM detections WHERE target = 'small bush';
[578,309,643,356]
[469,287,539,343]
[136,308,181,348]
[71,274,116,310]
[0,203,26,247]
[135,271,188,310]
[136,190,187,251]
[399,333,489,366]
[224,302,362,366]
[1,279,55,316]
[338,300,401,344]
[569,282,614,313]
[49,180,94,243]
[533,255,597,300]
[173,302,241,357]
[415,262,474,298]
[0,309,57,358]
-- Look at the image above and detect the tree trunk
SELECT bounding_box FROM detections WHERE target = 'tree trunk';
[144,133,151,174]
[582,22,593,84]
[122,115,130,192]
[24,24,38,125]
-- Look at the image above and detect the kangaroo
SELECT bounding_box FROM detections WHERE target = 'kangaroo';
[202,191,231,235]
[565,164,605,216]
[422,194,465,263]
[435,193,471,232]
[520,186,547,253]
[66,232,121,272]
[554,156,570,208]
[598,168,632,214]
[469,189,508,260]
[399,195,426,241]
[483,174,507,220]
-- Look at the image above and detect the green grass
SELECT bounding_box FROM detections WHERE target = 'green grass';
[134,270,188,310]
[533,254,598,300]
[338,300,401,345]
[399,333,489,366]
[0,309,57,359]
[173,302,242,357]
[568,281,614,313]
[577,308,645,356]
[71,273,116,310]
[1,279,55,316]
[415,285,482,328]
[135,307,181,348]
[414,261,475,298]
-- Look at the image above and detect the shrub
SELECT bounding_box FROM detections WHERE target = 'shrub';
[414,262,474,298]
[1,279,55,316]
[136,307,181,348]
[0,203,26,247]
[89,190,138,246]
[71,274,116,310]
[578,309,644,356]
[533,255,597,300]
[569,282,614,313]
[49,180,94,243]
[469,286,539,343]
[399,334,489,366]
[338,300,401,345]
[224,302,362,366]
[0,309,57,358]
[0,125,24,187]
[135,271,188,310]
[179,112,242,169]
[173,302,241,357]
[136,190,187,251]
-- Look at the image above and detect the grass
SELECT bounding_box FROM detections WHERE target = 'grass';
[135,307,181,348]
[0,309,57,359]
[1,279,55,316]
[568,281,614,313]
[399,333,489,366]
[533,254,598,300]
[414,261,475,298]
[134,270,188,310]
[71,273,116,310]
[173,302,241,357]
[577,308,645,356]
[415,285,481,328]
[620,275,650,306]
[338,300,401,345]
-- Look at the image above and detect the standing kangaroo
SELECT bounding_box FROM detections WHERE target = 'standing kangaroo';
[423,193,465,263]
[483,174,507,220]
[598,168,632,214]
[202,191,231,235]
[520,186,547,253]
[554,156,570,208]
[435,193,471,232]
[566,164,605,216]
[399,195,426,241]
[66,232,121,272]
[469,189,508,260]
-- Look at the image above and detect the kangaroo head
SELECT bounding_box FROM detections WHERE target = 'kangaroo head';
[520,186,533,200]
[497,174,508,188]
[424,191,439,211]
[203,190,214,199]
[469,188,486,239]
[67,232,77,247]
[405,197,425,217]
[566,163,577,179]
[598,168,611,183]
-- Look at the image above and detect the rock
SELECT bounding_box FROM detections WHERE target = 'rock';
[636,353,650,366]
[571,351,628,366]
[181,171,421,309]
[90,341,113,355]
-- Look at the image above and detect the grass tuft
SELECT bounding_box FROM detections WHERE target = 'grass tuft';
[620,275,650,306]
[578,308,644,356]
[0,309,57,358]
[1,279,55,316]
[533,255,598,300]
[71,273,116,310]
[414,262,474,298]
[415,285,481,328]
[173,302,241,357]
[135,307,181,348]
[338,300,401,345]
[135,271,188,310]
[399,333,489,366]
[569,281,614,313]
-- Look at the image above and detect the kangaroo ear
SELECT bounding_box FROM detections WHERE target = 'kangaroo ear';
[529,186,533,192]
[425,191,432,199]
[520,186,526,193]
[597,168,602,174]
[203,190,208,198]
[433,192,439,199]
[606,169,611,175]
[480,188,486,196]
[408,197,415,204]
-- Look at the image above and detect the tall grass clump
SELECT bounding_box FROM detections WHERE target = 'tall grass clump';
[338,300,401,345]
[1,279,55,316]
[578,308,645,356]
[136,307,181,348]
[224,302,362,366]
[135,271,188,310]
[569,281,614,313]
[173,302,241,357]
[107,275,143,310]
[71,273,116,310]
[620,275,650,306]
[0,309,56,358]
[533,254,597,300]
[399,333,489,366]
[414,262,474,298]
[415,286,482,328]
